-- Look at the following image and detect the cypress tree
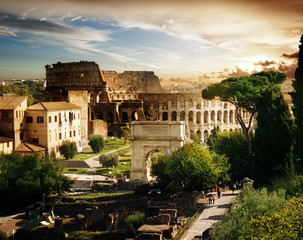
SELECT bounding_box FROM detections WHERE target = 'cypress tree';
[252,89,294,186]
[290,34,303,171]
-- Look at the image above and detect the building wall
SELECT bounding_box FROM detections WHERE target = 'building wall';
[0,141,13,154]
[139,93,250,142]
[26,108,82,156]
[102,71,162,93]
[89,120,108,139]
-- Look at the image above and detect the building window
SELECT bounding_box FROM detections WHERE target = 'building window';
[55,116,57,122]
[16,111,18,118]
[49,116,51,123]
[70,131,72,137]
[37,116,44,123]
[32,138,39,144]
[26,116,33,123]
[73,130,76,137]
[59,133,62,140]
[7,142,9,147]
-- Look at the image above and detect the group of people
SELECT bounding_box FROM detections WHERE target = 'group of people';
[208,186,222,204]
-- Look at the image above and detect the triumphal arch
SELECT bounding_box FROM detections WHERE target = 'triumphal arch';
[130,121,188,183]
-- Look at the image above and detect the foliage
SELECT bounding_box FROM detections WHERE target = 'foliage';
[0,80,45,105]
[88,134,105,153]
[0,230,7,240]
[151,143,230,192]
[211,186,287,240]
[124,212,146,234]
[99,153,119,169]
[269,175,303,198]
[202,71,287,154]
[190,131,201,144]
[119,126,131,143]
[252,89,294,186]
[208,129,251,181]
[59,140,78,159]
[290,37,303,172]
[243,195,303,240]
[0,154,73,208]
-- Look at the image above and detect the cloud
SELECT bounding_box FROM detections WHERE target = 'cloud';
[281,52,298,59]
[254,60,277,67]
[0,28,16,36]
[254,59,297,78]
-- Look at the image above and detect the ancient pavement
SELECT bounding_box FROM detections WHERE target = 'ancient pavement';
[182,190,240,240]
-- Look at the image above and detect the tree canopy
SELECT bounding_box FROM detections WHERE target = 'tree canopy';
[59,140,77,159]
[202,71,287,154]
[0,154,73,208]
[151,143,230,192]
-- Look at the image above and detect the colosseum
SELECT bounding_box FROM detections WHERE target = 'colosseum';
[41,61,249,142]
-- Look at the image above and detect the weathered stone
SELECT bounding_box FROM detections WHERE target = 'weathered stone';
[146,214,170,225]
[159,209,177,224]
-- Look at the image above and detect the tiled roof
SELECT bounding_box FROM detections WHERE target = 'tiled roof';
[15,142,45,152]
[27,101,80,111]
[0,96,27,109]
[0,136,13,143]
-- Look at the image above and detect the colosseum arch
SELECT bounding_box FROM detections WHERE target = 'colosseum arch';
[229,110,234,123]
[223,110,228,123]
[162,111,168,121]
[188,111,194,122]
[196,130,202,140]
[121,112,129,122]
[204,111,208,123]
[171,111,177,121]
[217,110,222,122]
[211,111,215,122]
[180,111,186,121]
[203,130,209,142]
[196,111,201,124]
[130,121,187,183]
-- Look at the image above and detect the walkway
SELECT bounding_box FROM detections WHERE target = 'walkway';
[182,190,240,240]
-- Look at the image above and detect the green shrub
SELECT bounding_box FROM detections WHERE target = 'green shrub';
[270,175,303,198]
[0,230,7,240]
[211,186,286,240]
[89,134,105,153]
[59,140,77,159]
[243,195,303,239]
[124,212,145,234]
[99,154,119,169]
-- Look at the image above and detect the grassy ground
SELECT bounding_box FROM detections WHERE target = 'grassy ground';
[69,191,133,200]
[69,138,130,161]
[96,156,131,176]
[63,168,88,174]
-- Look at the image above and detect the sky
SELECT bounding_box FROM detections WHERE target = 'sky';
[0,0,302,82]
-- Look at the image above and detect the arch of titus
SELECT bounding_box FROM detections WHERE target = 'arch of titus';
[130,121,188,182]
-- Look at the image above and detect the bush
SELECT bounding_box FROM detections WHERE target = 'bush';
[190,131,201,144]
[243,195,303,239]
[99,154,119,169]
[89,135,105,153]
[124,212,145,234]
[59,140,77,159]
[269,175,303,198]
[211,186,286,240]
[0,230,7,240]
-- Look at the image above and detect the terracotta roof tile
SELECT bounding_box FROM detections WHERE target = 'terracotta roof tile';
[15,142,45,152]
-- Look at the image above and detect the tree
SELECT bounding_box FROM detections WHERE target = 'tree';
[99,153,119,169]
[0,154,73,208]
[252,89,294,186]
[89,134,105,153]
[202,71,287,155]
[59,140,77,159]
[119,126,131,143]
[208,129,252,182]
[190,131,201,144]
[152,143,230,192]
[290,35,303,172]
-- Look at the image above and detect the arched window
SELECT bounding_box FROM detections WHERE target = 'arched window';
[131,111,138,121]
[122,112,128,122]
[217,110,222,122]
[229,110,234,123]
[180,111,185,121]
[188,111,194,122]
[211,111,215,122]
[204,130,209,142]
[162,112,168,121]
[204,111,208,123]
[196,130,201,140]
[196,111,201,124]
[224,110,228,123]
[171,111,177,121]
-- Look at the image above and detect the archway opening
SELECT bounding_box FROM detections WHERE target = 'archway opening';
[204,111,208,123]
[180,111,185,121]
[122,112,128,122]
[146,149,166,181]
[171,111,177,121]
[131,111,138,121]
[162,112,168,121]
[188,111,194,122]
[204,130,209,142]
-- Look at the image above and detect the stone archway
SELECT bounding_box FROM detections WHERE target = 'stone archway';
[130,121,187,182]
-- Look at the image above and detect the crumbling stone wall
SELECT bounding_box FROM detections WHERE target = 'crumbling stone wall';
[102,71,162,93]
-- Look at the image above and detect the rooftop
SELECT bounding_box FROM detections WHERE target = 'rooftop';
[0,96,27,110]
[27,101,80,111]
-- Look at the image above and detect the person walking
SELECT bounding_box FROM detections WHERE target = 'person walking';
[232,183,236,194]
[217,187,221,199]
